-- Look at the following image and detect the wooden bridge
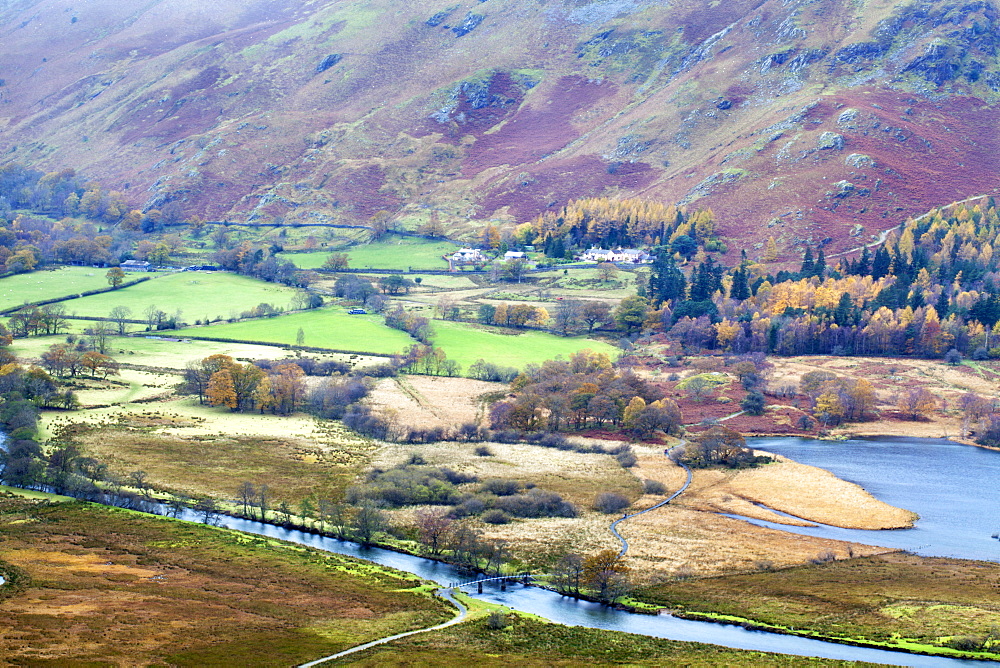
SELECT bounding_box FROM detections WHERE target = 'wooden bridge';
[449,573,535,593]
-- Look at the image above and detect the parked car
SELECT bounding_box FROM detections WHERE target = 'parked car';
[348,308,367,314]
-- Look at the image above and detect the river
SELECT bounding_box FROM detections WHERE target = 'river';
[3,434,998,665]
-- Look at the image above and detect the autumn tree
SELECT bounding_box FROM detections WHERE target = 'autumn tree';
[597,262,619,282]
[583,549,631,603]
[897,387,938,420]
[106,267,125,288]
[206,369,237,410]
[322,253,349,270]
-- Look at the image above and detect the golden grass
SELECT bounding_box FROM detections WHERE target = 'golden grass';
[368,376,502,430]
[676,453,916,530]
[370,440,641,509]
[619,507,892,579]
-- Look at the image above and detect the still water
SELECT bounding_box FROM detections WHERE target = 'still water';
[747,437,1000,562]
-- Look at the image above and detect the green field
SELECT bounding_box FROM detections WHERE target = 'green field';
[57,272,302,323]
[174,307,416,354]
[283,236,459,271]
[429,320,619,370]
[0,267,114,311]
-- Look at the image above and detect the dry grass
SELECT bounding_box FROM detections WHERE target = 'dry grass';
[676,454,916,530]
[370,440,641,509]
[368,376,503,430]
[619,507,891,579]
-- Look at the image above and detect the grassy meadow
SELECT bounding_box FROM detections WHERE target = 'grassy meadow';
[635,552,1000,658]
[59,271,302,322]
[0,266,113,310]
[0,495,449,666]
[348,613,862,667]
[283,236,458,270]
[174,307,416,354]
[428,320,619,369]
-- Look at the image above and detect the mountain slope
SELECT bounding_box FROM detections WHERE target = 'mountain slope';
[1,0,999,259]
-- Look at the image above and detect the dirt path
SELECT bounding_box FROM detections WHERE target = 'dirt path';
[610,445,692,557]
[297,588,468,667]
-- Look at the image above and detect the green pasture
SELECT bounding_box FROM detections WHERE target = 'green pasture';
[282,236,459,271]
[174,307,416,355]
[10,334,308,370]
[57,272,302,323]
[0,267,113,311]
[429,320,619,370]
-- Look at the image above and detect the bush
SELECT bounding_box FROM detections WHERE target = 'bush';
[451,495,487,517]
[486,610,509,630]
[643,479,667,495]
[481,479,521,496]
[494,488,576,518]
[474,445,494,457]
[615,446,637,468]
[539,433,568,449]
[481,509,511,525]
[741,390,766,416]
[593,492,630,514]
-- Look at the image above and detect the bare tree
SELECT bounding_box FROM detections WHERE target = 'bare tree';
[238,481,256,519]
[552,552,585,595]
[415,507,452,555]
[553,299,583,336]
[353,501,387,545]
[256,483,270,521]
[109,305,132,335]
[86,321,113,354]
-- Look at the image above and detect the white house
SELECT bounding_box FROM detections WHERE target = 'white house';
[504,251,526,260]
[451,248,486,263]
[579,247,652,263]
[120,259,152,272]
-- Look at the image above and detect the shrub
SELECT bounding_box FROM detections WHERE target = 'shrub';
[643,479,667,495]
[481,479,521,496]
[944,636,983,652]
[593,492,630,514]
[451,496,487,517]
[539,433,568,449]
[741,390,766,416]
[494,488,576,518]
[481,509,511,525]
[615,447,637,468]
[486,610,509,630]
[474,445,494,457]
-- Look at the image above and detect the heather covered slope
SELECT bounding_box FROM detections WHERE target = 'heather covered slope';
[1,0,999,259]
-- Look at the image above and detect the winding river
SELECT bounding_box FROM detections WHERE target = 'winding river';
[3,434,999,665]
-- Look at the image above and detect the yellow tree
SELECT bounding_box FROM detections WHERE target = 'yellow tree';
[814,389,845,426]
[622,396,647,429]
[207,369,237,410]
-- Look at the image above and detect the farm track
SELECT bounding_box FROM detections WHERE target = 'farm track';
[610,445,693,557]
[297,588,468,667]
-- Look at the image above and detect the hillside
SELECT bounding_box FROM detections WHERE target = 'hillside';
[1,0,999,259]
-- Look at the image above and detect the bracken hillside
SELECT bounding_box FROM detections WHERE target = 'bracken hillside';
[1,0,999,259]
